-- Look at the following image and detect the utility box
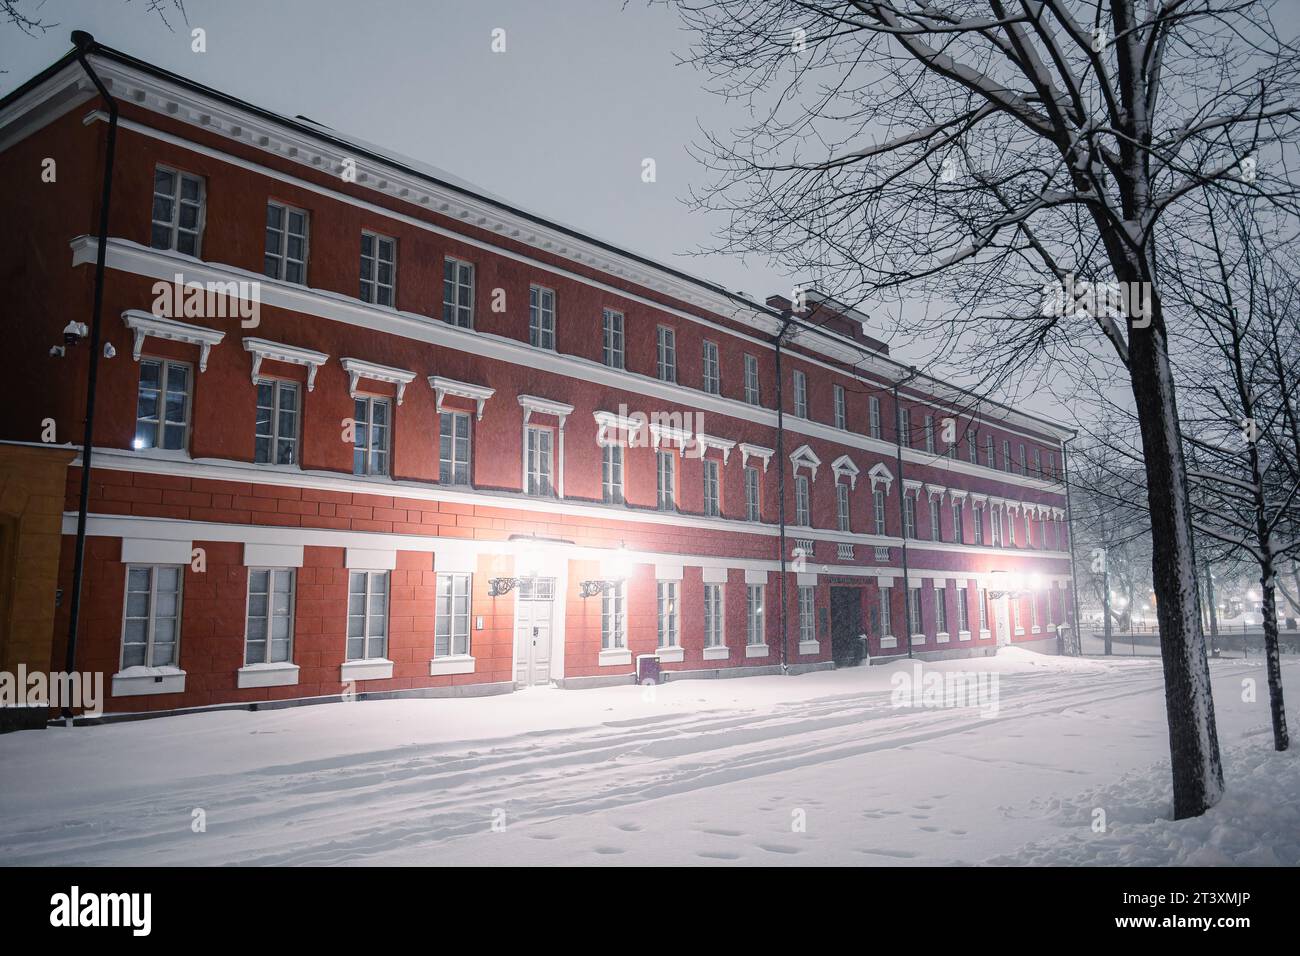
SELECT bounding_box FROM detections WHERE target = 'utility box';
[636,654,661,685]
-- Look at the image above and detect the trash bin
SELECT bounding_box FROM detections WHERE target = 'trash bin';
[636,653,661,685]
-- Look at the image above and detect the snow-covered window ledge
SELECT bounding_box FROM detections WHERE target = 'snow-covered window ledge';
[656,646,684,664]
[703,645,730,661]
[429,655,475,677]
[599,649,631,667]
[936,632,950,644]
[1031,626,1041,634]
[1014,628,1025,636]
[112,665,186,697]
[341,659,394,682]
[957,630,972,642]
[798,640,820,656]
[910,634,926,646]
[236,662,299,689]
[745,643,769,659]
[979,629,992,641]
[880,635,898,649]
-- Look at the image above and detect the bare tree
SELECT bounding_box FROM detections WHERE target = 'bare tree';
[671,0,1300,817]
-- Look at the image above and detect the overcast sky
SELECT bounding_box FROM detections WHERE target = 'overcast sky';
[1,0,792,299]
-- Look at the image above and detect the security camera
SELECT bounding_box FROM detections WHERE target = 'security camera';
[62,321,89,347]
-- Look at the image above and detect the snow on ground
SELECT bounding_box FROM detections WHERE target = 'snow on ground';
[0,649,1295,866]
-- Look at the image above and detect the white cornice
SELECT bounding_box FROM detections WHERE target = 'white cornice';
[518,394,574,425]
[340,357,416,404]
[428,376,495,420]
[122,309,225,371]
[739,443,774,472]
[243,337,328,390]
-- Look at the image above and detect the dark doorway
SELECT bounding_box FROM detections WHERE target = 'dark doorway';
[830,586,865,665]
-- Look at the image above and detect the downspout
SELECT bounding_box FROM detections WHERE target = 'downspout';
[64,31,117,719]
[774,311,794,673]
[1062,436,1084,655]
[893,367,919,659]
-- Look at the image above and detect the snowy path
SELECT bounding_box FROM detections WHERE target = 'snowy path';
[0,651,1294,866]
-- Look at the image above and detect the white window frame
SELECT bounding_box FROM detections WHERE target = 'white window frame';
[880,586,892,636]
[657,580,679,648]
[935,586,948,634]
[746,584,765,645]
[703,458,721,517]
[120,564,183,669]
[793,369,808,418]
[443,257,475,328]
[255,378,299,466]
[744,354,760,405]
[836,482,851,532]
[704,583,725,648]
[244,568,295,665]
[869,396,881,439]
[744,465,761,522]
[923,415,935,452]
[702,339,720,394]
[656,325,677,383]
[353,395,391,477]
[151,165,205,256]
[264,201,309,284]
[929,497,942,542]
[529,284,556,350]
[439,410,472,486]
[602,309,625,369]
[526,425,555,497]
[656,449,676,511]
[359,230,396,307]
[799,586,815,643]
[435,572,472,657]
[795,475,811,527]
[833,384,846,429]
[135,357,192,452]
[346,570,389,661]
[907,586,923,637]
[602,442,624,504]
[602,580,626,649]
[873,488,887,534]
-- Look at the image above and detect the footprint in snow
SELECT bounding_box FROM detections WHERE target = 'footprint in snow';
[592,846,625,855]
[758,844,801,855]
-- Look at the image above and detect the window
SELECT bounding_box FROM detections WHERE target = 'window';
[435,573,471,657]
[121,565,182,668]
[1031,590,1040,629]
[967,431,978,463]
[526,426,554,496]
[799,586,815,644]
[979,589,989,631]
[1013,597,1023,632]
[703,459,720,517]
[929,497,942,541]
[873,488,887,534]
[904,495,917,539]
[907,587,923,636]
[1046,453,1056,481]
[957,587,970,633]
[880,587,892,635]
[795,475,811,526]
[702,340,720,394]
[924,415,935,452]
[1033,448,1042,478]
[255,380,299,466]
[747,585,765,645]
[602,443,624,504]
[601,581,626,649]
[991,506,1003,547]
[793,370,808,418]
[1019,444,1028,476]
[704,584,724,647]
[869,396,882,439]
[973,504,985,545]
[986,435,996,468]
[935,586,948,634]
[529,285,556,350]
[836,482,850,532]
[439,411,471,486]
[603,309,625,369]
[264,201,308,283]
[745,466,761,521]
[443,258,474,328]
[1008,511,1017,546]
[352,397,390,476]
[899,407,912,446]
[346,570,388,660]
[135,358,190,451]
[657,580,679,648]
[1003,440,1013,473]
[952,500,964,543]
[359,231,396,306]
[744,354,760,405]
[833,385,846,430]
[245,568,294,665]
[656,450,675,510]
[150,166,204,255]
[656,326,677,382]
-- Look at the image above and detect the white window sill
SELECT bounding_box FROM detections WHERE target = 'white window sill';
[957,630,972,642]
[936,631,950,644]
[1014,628,1025,636]
[1031,626,1042,634]
[341,658,393,682]
[429,654,475,676]
[798,640,820,656]
[112,666,186,697]
[880,635,898,649]
[703,645,729,661]
[656,645,684,663]
[745,643,769,658]
[236,662,299,688]
[979,629,991,640]
[910,634,925,646]
[599,649,631,667]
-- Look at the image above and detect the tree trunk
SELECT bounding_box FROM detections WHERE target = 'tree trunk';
[1127,309,1224,819]
[1258,567,1291,751]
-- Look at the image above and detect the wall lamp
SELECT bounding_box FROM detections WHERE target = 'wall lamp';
[578,544,632,599]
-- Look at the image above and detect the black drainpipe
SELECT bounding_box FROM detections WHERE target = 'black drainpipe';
[63,30,117,718]
[893,367,919,658]
[773,310,795,673]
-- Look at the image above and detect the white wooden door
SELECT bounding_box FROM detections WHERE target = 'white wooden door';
[514,579,555,686]
[994,596,1011,646]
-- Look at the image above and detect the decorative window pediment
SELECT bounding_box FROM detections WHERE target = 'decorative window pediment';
[831,454,860,490]
[926,484,947,501]
[593,410,638,446]
[789,444,822,481]
[739,443,774,472]
[903,478,924,497]
[123,310,225,372]
[518,394,574,428]
[429,376,495,421]
[243,337,329,390]
[697,433,736,464]
[340,357,416,405]
[648,420,694,450]
[868,462,894,493]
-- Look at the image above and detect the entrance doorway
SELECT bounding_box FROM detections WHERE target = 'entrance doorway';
[994,595,1012,647]
[514,577,555,686]
[829,586,865,665]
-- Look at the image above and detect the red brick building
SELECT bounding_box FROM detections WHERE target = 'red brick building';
[0,40,1077,716]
